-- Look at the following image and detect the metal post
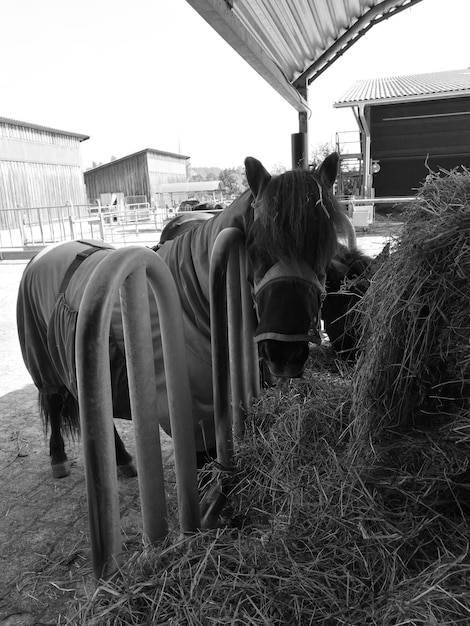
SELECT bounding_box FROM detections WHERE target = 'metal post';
[291,131,308,170]
[120,266,168,541]
[291,80,309,170]
[76,246,200,578]
[201,227,260,528]
[209,228,259,460]
[358,105,372,198]
[69,216,76,240]
[239,246,260,413]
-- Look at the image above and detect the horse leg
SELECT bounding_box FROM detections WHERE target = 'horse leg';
[44,393,70,478]
[114,425,137,477]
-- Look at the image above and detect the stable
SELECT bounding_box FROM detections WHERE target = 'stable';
[84,149,190,208]
[335,68,470,198]
[156,180,223,209]
[0,117,89,209]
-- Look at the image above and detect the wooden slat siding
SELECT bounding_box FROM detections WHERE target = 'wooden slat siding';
[0,161,87,209]
[84,152,149,202]
[147,151,187,205]
[84,150,188,207]
[0,119,88,209]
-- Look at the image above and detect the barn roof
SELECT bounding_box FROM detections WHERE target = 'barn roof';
[334,68,470,107]
[0,116,89,141]
[157,180,221,193]
[85,148,190,173]
[185,0,424,113]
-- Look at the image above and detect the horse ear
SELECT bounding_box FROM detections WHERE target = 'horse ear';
[245,157,271,197]
[316,152,340,189]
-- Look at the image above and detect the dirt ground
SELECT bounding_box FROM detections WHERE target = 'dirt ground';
[0,223,400,625]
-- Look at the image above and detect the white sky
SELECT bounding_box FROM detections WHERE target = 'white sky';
[1,0,469,171]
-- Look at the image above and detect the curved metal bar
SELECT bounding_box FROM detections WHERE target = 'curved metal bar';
[76,246,199,578]
[209,228,259,462]
[238,245,260,419]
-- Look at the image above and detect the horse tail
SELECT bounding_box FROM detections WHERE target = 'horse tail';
[39,389,80,439]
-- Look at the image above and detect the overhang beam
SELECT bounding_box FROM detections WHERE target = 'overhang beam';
[293,0,424,88]
[185,0,309,113]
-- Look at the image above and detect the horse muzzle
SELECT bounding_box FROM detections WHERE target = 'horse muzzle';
[257,338,309,378]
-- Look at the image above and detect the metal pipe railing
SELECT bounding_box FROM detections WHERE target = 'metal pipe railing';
[200,227,260,528]
[209,227,259,466]
[76,246,200,578]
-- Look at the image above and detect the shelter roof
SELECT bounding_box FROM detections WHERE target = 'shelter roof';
[0,116,89,141]
[185,0,423,113]
[334,68,470,107]
[157,181,221,193]
[85,148,190,173]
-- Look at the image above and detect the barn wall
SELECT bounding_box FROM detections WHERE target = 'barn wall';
[84,152,150,202]
[0,161,88,208]
[84,151,188,206]
[147,152,188,204]
[0,120,88,208]
[370,97,470,196]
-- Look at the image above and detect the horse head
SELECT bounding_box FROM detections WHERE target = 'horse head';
[245,153,347,378]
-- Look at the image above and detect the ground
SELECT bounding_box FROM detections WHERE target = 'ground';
[0,221,400,625]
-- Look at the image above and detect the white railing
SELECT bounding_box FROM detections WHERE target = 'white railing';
[0,203,173,257]
[347,195,417,229]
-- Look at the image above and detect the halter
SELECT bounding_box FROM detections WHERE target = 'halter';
[252,259,325,343]
[314,180,331,219]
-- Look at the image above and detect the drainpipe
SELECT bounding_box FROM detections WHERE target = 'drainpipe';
[356,105,372,198]
[291,80,309,169]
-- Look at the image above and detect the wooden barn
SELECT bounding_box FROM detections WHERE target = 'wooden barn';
[334,68,470,198]
[83,149,190,208]
[0,117,89,209]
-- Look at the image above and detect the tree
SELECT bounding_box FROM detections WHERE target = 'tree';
[309,140,336,168]
[270,162,286,176]
[219,166,247,195]
[188,166,222,181]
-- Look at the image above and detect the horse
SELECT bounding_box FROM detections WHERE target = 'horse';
[322,244,373,360]
[159,199,374,362]
[159,210,216,244]
[17,153,352,479]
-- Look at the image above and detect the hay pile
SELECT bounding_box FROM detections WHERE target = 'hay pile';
[351,168,470,495]
[69,347,470,624]
[64,169,470,624]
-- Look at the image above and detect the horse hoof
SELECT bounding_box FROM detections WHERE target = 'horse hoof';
[51,460,70,478]
[118,461,137,478]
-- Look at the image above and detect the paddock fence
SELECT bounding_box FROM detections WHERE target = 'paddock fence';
[0,202,172,259]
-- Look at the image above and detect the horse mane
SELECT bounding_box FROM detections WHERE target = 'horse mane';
[250,169,348,273]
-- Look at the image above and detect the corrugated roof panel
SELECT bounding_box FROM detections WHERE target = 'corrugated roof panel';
[335,68,470,106]
[186,0,423,112]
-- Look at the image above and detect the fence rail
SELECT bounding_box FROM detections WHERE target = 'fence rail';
[0,203,173,257]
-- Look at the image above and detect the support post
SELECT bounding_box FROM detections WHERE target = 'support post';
[357,105,373,198]
[291,80,309,169]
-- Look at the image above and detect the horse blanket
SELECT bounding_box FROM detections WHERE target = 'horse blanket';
[17,192,254,451]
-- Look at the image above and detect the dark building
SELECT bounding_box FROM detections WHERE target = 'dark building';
[335,68,470,198]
